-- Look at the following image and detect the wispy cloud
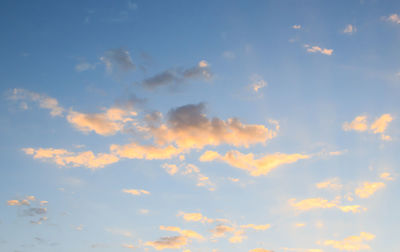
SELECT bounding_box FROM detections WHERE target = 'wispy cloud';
[304,44,333,55]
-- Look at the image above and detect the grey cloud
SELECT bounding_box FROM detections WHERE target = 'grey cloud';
[23,207,47,216]
[167,103,208,129]
[141,61,212,90]
[100,48,136,74]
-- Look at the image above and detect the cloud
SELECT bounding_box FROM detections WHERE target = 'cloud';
[385,14,400,24]
[110,142,181,160]
[316,178,342,191]
[7,196,37,206]
[343,116,368,132]
[292,24,301,29]
[121,243,135,249]
[304,44,333,55]
[177,211,213,223]
[162,163,179,175]
[380,172,394,181]
[343,114,393,140]
[75,61,97,72]
[343,24,356,34]
[145,236,188,250]
[8,88,64,116]
[355,182,385,198]
[240,224,271,230]
[141,61,212,89]
[100,48,136,74]
[151,103,278,150]
[211,224,235,238]
[105,228,134,237]
[22,147,119,169]
[249,249,273,252]
[67,107,137,136]
[249,74,267,93]
[23,207,47,216]
[282,248,322,252]
[289,197,366,213]
[323,232,375,251]
[145,226,203,250]
[122,189,150,196]
[229,230,247,243]
[200,150,310,176]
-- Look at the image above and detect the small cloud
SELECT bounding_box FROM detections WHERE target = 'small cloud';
[122,243,135,249]
[380,172,394,181]
[138,209,149,215]
[122,189,150,196]
[249,74,267,93]
[106,227,134,237]
[316,178,342,191]
[343,114,393,141]
[385,13,400,24]
[304,44,333,55]
[343,24,356,34]
[127,1,138,10]
[75,61,96,72]
[292,24,301,29]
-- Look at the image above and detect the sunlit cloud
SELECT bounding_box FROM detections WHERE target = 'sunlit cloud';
[316,177,342,191]
[122,189,150,196]
[355,181,385,198]
[240,224,271,230]
[249,74,267,93]
[343,24,356,34]
[292,24,301,29]
[8,88,64,116]
[380,172,394,181]
[145,225,203,250]
[343,114,393,140]
[289,197,366,213]
[322,232,375,251]
[304,44,333,55]
[67,107,137,136]
[23,147,119,169]
[177,211,213,223]
[200,150,310,176]
[385,13,400,24]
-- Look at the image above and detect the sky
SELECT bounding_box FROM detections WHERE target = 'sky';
[1,0,400,251]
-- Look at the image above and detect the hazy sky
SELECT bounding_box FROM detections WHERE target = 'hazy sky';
[1,1,400,251]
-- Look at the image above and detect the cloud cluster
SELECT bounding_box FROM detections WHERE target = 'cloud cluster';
[323,232,375,251]
[343,114,393,140]
[289,197,366,213]
[7,195,48,225]
[385,14,400,24]
[8,88,64,116]
[145,226,203,250]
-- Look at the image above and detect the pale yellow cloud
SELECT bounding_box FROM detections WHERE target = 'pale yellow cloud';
[23,147,119,169]
[211,224,235,238]
[145,236,188,250]
[343,116,368,132]
[355,182,385,198]
[295,223,306,228]
[304,44,333,55]
[240,224,271,230]
[110,143,181,160]
[370,114,393,140]
[229,230,247,243]
[121,244,135,249]
[162,163,179,175]
[289,198,366,213]
[122,189,150,196]
[323,232,375,251]
[282,248,323,252]
[343,114,393,140]
[67,107,136,136]
[200,150,310,176]
[178,211,213,223]
[159,226,204,240]
[316,178,342,191]
[380,172,394,181]
[7,196,39,206]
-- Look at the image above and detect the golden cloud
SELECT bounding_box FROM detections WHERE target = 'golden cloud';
[323,232,375,251]
[200,150,310,176]
[355,182,385,198]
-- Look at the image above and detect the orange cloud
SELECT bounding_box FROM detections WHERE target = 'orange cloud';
[289,197,366,213]
[122,189,150,196]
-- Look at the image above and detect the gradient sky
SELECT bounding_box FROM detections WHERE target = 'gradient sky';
[1,1,400,251]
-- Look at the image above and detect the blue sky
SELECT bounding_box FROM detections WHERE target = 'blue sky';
[1,1,400,251]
